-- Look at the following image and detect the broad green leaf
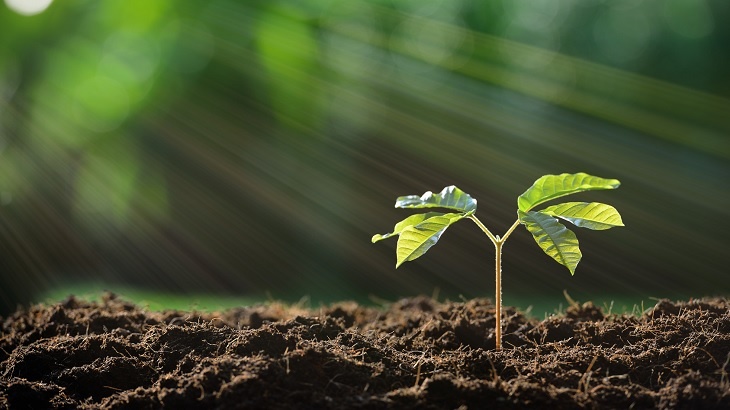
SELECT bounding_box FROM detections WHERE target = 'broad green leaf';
[540,202,624,230]
[371,212,444,243]
[519,210,581,275]
[396,213,467,267]
[517,173,620,212]
[396,186,477,213]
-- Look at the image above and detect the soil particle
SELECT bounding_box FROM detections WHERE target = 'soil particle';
[1,293,729,409]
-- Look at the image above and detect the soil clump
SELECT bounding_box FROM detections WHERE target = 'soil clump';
[1,294,729,409]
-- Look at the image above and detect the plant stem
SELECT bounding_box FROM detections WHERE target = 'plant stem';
[494,239,503,351]
[467,215,498,243]
[468,216,521,351]
[501,220,521,243]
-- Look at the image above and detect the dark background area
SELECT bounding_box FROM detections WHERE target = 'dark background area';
[1,0,728,314]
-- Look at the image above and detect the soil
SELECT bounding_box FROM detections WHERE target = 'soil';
[1,294,728,409]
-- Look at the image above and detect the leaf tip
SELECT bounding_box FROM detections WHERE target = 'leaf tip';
[567,257,580,275]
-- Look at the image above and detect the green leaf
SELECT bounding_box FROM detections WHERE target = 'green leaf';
[540,202,624,230]
[519,210,581,275]
[371,212,444,243]
[396,186,477,213]
[517,173,620,213]
[396,213,467,268]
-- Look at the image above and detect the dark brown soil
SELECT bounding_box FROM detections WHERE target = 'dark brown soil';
[1,294,729,409]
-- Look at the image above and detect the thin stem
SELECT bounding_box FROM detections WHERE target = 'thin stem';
[467,215,499,244]
[501,219,521,243]
[494,240,502,351]
[468,216,521,352]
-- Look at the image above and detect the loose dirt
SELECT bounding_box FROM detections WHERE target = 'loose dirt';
[1,294,728,409]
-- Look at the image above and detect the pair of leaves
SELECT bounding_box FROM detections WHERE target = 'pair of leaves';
[372,173,624,274]
[517,173,623,274]
[371,186,475,267]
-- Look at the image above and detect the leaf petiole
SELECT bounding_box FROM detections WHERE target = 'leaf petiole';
[468,215,521,246]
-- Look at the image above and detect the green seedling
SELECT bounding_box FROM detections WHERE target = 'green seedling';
[372,173,624,351]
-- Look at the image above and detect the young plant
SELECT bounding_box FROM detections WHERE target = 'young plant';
[372,172,624,351]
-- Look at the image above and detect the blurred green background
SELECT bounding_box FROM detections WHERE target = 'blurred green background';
[1,0,729,315]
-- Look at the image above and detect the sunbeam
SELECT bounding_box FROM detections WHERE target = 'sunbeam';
[1,0,728,314]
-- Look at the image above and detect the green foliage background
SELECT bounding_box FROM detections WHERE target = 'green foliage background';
[1,0,728,313]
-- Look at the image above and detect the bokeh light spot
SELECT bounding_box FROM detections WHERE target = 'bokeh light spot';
[102,32,160,84]
[593,5,654,64]
[662,0,714,39]
[73,76,130,133]
[99,32,160,103]
[167,20,215,74]
[4,0,53,16]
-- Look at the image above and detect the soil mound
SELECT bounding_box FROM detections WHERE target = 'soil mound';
[1,294,729,409]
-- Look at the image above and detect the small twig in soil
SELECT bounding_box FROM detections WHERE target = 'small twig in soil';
[413,352,426,388]
[486,356,500,386]
[578,355,599,394]
[719,352,730,387]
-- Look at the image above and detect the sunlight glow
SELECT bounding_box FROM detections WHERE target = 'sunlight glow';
[4,0,53,16]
